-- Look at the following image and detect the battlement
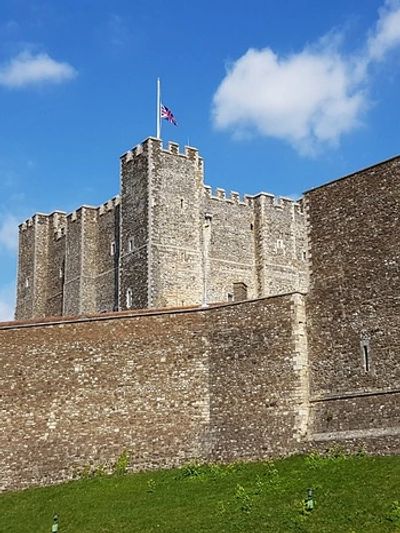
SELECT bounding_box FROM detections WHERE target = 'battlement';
[120,137,203,171]
[252,192,304,214]
[204,185,253,205]
[20,195,121,235]
[19,212,52,231]
[99,195,120,216]
[203,185,304,212]
[65,205,97,223]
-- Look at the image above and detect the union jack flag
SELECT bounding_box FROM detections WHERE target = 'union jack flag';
[161,104,177,126]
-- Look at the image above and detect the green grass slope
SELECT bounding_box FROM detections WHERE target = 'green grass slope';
[1,452,400,532]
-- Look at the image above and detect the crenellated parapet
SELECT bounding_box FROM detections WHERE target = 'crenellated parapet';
[19,213,50,232]
[121,137,204,173]
[203,185,304,213]
[99,195,120,216]
[204,185,253,205]
[252,192,304,215]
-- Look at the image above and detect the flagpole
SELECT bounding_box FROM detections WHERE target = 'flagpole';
[156,77,161,139]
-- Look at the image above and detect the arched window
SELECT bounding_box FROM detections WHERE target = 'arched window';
[126,288,133,309]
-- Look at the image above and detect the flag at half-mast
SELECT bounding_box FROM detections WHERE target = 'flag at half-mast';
[161,104,177,126]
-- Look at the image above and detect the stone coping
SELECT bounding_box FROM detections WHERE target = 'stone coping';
[0,291,307,331]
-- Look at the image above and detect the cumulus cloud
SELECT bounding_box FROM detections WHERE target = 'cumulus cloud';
[212,0,400,154]
[0,282,15,322]
[0,51,77,88]
[0,214,19,252]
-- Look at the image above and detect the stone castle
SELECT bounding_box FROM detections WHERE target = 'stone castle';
[15,137,308,320]
[1,137,399,491]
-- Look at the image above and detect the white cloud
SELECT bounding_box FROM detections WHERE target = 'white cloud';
[368,0,400,60]
[0,214,19,252]
[0,51,77,89]
[0,282,15,322]
[212,0,400,154]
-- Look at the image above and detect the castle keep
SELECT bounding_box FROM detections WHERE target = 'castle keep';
[15,137,308,320]
[1,139,400,491]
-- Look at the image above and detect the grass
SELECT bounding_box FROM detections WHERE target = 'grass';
[1,451,400,532]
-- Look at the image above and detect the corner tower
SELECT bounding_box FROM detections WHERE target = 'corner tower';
[120,137,204,310]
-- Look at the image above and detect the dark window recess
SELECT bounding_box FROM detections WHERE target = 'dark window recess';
[233,282,248,302]
[180,199,184,210]
[250,223,254,230]
[361,339,371,372]
[363,344,370,372]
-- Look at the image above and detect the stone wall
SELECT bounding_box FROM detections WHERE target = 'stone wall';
[305,156,400,443]
[63,209,84,316]
[45,213,66,317]
[204,191,255,303]
[120,142,150,310]
[209,293,309,461]
[148,140,204,308]
[97,200,120,312]
[253,194,308,297]
[15,214,50,320]
[15,219,36,320]
[0,294,303,491]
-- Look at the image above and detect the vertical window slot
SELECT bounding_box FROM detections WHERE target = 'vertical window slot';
[361,339,371,373]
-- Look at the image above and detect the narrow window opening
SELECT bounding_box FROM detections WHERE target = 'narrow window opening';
[227,292,233,302]
[128,238,134,252]
[361,338,371,373]
[126,288,133,309]
[302,251,307,260]
[180,198,184,210]
[59,265,63,279]
[110,241,116,256]
[25,277,29,289]
[250,223,254,230]
[363,344,370,372]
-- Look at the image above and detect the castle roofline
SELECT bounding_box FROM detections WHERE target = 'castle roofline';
[19,196,120,227]
[304,153,400,195]
[120,136,202,162]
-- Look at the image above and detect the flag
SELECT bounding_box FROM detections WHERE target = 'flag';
[161,104,177,126]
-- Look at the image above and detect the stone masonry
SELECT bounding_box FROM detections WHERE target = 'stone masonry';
[15,137,308,320]
[2,144,400,491]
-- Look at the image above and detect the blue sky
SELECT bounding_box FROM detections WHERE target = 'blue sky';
[1,0,400,319]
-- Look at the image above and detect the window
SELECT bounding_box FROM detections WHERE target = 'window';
[361,339,371,372]
[126,288,133,309]
[233,282,248,302]
[128,238,134,252]
[59,265,64,279]
[110,241,116,256]
[302,251,307,260]
[180,198,184,210]
[276,239,284,251]
[25,277,29,289]
[227,292,233,302]
[250,223,254,231]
